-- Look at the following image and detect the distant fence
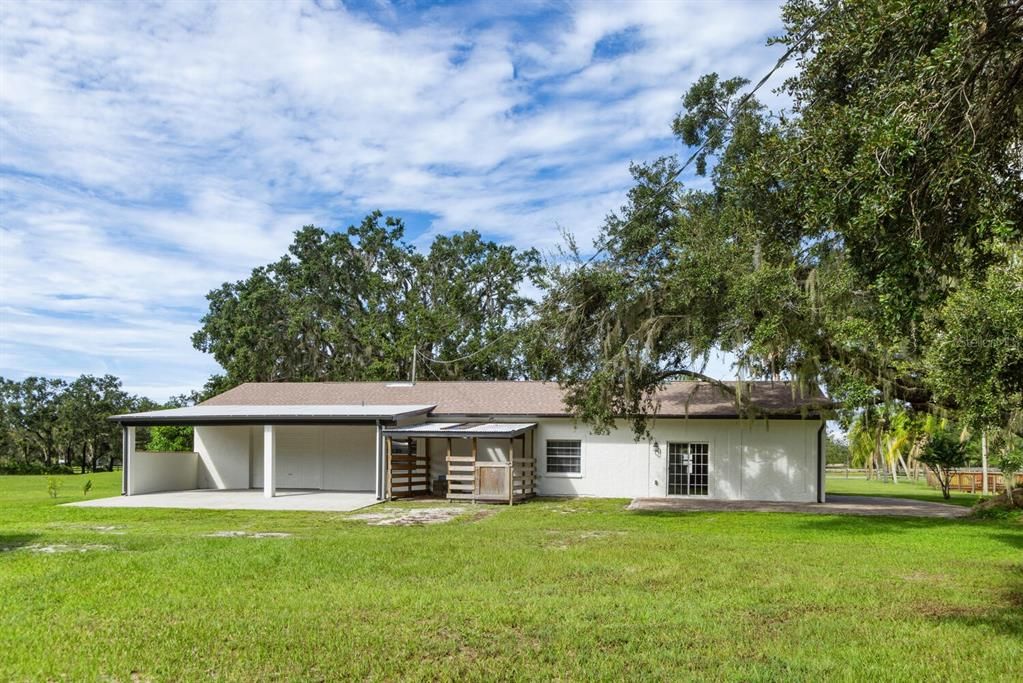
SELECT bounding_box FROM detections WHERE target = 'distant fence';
[825,466,916,482]
[825,465,1021,493]
[923,468,1022,494]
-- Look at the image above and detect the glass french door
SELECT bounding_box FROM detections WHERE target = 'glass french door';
[667,443,709,496]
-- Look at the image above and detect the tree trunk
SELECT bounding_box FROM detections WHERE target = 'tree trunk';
[939,468,952,499]
[981,431,989,496]
[897,454,911,481]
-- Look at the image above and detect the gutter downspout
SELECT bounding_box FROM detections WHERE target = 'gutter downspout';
[817,421,826,503]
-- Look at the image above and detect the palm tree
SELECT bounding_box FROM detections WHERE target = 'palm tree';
[848,407,944,484]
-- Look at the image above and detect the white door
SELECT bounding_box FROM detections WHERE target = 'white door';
[276,426,323,489]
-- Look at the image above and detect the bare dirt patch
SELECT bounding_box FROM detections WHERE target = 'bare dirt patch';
[5,543,114,554]
[463,508,497,523]
[903,570,950,583]
[349,507,467,526]
[542,529,628,550]
[203,531,293,538]
[46,522,127,534]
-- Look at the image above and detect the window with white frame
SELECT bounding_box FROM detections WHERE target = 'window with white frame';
[546,440,581,474]
[667,442,709,495]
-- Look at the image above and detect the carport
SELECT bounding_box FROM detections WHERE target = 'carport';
[109,403,435,501]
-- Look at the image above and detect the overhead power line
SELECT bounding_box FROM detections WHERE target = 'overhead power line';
[416,331,516,365]
[583,0,838,266]
[419,2,838,367]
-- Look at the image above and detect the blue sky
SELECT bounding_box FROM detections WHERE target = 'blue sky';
[0,0,789,401]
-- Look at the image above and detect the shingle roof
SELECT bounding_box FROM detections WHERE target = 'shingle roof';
[202,380,824,418]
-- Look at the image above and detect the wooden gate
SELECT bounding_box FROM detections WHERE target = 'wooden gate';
[475,462,510,500]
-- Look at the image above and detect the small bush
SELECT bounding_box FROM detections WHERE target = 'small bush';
[918,429,968,499]
[82,479,93,497]
[972,489,1023,519]
[46,477,62,499]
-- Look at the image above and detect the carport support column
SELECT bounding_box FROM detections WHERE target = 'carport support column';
[263,425,276,498]
[123,425,136,496]
[374,420,382,500]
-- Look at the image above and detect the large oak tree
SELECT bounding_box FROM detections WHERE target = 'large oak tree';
[537,0,1023,435]
[193,212,541,385]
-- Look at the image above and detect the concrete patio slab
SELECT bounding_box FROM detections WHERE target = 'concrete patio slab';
[65,489,379,512]
[627,494,970,518]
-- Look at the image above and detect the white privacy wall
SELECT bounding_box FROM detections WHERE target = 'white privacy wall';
[127,451,198,494]
[529,417,822,502]
[195,425,251,489]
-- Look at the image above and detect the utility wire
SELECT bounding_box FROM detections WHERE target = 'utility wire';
[415,347,446,380]
[416,330,517,365]
[583,1,837,266]
[418,2,837,366]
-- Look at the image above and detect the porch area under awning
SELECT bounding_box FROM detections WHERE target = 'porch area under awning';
[108,403,436,503]
[382,422,537,504]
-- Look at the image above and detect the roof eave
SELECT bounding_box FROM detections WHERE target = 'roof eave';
[108,405,435,426]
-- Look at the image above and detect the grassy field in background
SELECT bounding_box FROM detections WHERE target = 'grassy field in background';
[826,473,983,507]
[1,472,1020,681]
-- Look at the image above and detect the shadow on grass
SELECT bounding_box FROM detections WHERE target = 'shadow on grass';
[791,515,965,535]
[0,533,39,552]
[921,564,1023,637]
[793,516,1023,550]
[986,532,1023,550]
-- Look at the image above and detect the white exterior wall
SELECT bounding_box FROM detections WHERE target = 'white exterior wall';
[127,451,198,494]
[533,419,651,498]
[525,417,822,502]
[251,425,376,492]
[425,435,528,487]
[184,416,821,502]
[195,425,252,489]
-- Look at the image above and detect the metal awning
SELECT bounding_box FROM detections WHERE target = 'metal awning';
[109,404,437,426]
[383,422,536,439]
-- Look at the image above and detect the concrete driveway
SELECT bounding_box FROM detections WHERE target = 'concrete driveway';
[67,489,379,513]
[627,495,970,518]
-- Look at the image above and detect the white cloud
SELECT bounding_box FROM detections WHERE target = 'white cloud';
[0,0,786,400]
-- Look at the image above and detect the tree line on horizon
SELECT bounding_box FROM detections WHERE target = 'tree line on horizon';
[0,376,198,474]
[3,1,1021,488]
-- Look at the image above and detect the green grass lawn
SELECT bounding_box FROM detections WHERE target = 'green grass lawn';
[826,473,983,507]
[2,473,1021,681]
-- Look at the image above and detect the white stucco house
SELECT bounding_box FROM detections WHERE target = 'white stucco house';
[110,380,827,505]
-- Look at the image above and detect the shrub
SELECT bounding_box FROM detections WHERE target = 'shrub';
[972,488,1023,519]
[46,477,62,499]
[918,429,968,499]
[994,445,1022,501]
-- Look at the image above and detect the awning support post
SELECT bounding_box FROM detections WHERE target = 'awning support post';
[471,437,478,504]
[508,437,515,505]
[385,436,393,500]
